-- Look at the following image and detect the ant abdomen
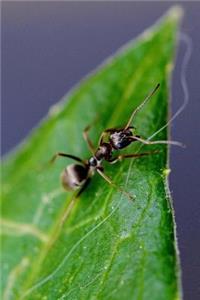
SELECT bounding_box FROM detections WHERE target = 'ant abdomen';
[61,164,88,191]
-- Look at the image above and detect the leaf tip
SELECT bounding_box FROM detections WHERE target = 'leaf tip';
[167,5,184,23]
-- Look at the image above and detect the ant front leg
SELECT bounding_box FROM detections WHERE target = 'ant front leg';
[50,152,85,165]
[108,151,159,164]
[131,136,185,148]
[96,168,134,201]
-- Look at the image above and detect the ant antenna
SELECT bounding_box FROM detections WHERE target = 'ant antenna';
[124,83,160,130]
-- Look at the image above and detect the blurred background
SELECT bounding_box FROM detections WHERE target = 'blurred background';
[2,2,200,299]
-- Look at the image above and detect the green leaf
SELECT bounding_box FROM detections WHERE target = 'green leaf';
[1,6,183,300]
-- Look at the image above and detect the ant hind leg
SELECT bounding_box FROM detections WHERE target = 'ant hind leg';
[61,178,91,226]
[83,116,100,154]
[83,125,96,155]
[50,152,85,165]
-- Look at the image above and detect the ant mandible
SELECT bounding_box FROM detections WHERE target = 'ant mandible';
[51,83,183,201]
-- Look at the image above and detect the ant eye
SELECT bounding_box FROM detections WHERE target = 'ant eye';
[129,126,136,134]
[129,126,135,131]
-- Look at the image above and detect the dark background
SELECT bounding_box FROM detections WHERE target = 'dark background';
[2,2,200,300]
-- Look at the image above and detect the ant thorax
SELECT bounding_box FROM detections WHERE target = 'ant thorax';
[110,129,133,150]
[88,143,112,171]
[95,143,112,161]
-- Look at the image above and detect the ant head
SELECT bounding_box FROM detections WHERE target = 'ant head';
[110,128,134,150]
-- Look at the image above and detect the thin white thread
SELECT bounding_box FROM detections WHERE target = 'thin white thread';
[148,32,192,141]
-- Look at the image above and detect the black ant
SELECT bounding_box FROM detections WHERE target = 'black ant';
[51,83,183,202]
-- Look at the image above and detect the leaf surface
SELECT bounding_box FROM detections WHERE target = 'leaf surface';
[1,7,182,300]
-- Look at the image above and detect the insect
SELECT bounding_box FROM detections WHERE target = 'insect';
[51,83,183,201]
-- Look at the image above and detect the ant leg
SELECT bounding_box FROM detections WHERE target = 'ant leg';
[97,168,134,201]
[108,151,159,164]
[61,178,91,225]
[83,115,102,154]
[98,128,118,145]
[98,131,108,146]
[131,136,185,148]
[50,152,85,164]
[60,195,78,226]
[76,178,91,198]
[83,118,100,154]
